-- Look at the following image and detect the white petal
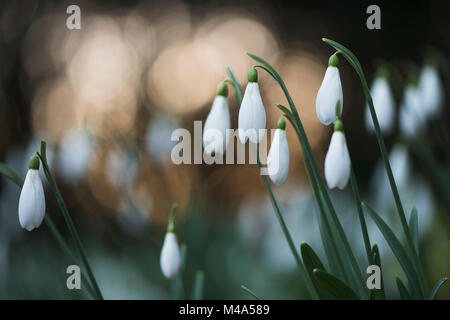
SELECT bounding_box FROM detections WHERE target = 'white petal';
[160,232,181,279]
[238,83,266,144]
[267,129,289,185]
[315,66,343,125]
[365,77,395,134]
[418,65,443,118]
[399,85,425,137]
[324,131,351,189]
[203,95,230,155]
[18,169,46,231]
[389,145,411,189]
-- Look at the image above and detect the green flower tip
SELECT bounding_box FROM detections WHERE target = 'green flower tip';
[29,154,40,170]
[334,119,343,132]
[248,67,258,82]
[277,117,286,130]
[328,53,339,67]
[167,202,178,233]
[216,81,228,97]
[167,221,175,233]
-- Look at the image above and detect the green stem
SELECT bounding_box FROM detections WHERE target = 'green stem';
[37,142,104,300]
[241,285,262,300]
[322,37,427,295]
[0,163,97,299]
[226,66,319,299]
[350,168,373,266]
[248,54,366,295]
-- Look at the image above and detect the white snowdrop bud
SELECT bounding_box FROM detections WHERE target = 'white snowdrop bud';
[365,76,395,134]
[399,85,425,137]
[418,65,444,118]
[160,204,181,279]
[238,68,266,144]
[316,54,343,125]
[324,121,351,190]
[203,81,231,155]
[267,117,290,185]
[160,232,181,279]
[18,154,46,231]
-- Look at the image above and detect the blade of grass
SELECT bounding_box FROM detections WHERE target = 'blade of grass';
[428,277,448,300]
[371,244,386,299]
[396,278,412,299]
[38,142,103,300]
[363,202,423,298]
[241,285,262,300]
[409,207,419,256]
[313,269,359,300]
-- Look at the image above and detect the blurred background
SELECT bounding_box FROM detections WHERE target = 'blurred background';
[0,0,449,299]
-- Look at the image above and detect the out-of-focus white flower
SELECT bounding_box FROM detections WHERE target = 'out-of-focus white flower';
[160,232,181,279]
[316,54,343,125]
[203,82,230,155]
[365,77,395,134]
[324,124,351,190]
[267,118,289,185]
[58,127,95,183]
[18,155,45,231]
[418,65,444,118]
[388,145,411,189]
[145,114,179,165]
[399,85,425,137]
[238,68,266,144]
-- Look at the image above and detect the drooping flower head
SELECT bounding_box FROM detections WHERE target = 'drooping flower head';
[316,53,343,125]
[238,67,266,144]
[18,154,46,231]
[418,63,444,119]
[365,68,396,135]
[267,117,290,185]
[203,81,231,155]
[324,119,351,190]
[399,83,425,138]
[160,204,181,279]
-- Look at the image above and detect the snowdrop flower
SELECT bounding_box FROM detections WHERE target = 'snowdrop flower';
[418,64,444,118]
[399,84,425,137]
[160,205,181,279]
[267,117,290,185]
[238,68,266,144]
[365,75,395,134]
[203,81,231,155]
[324,120,351,189]
[18,154,46,231]
[316,53,343,125]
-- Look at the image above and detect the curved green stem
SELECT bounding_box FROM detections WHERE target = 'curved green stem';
[226,67,319,299]
[38,141,104,300]
[322,37,427,295]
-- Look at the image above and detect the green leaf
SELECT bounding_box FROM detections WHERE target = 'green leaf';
[226,66,243,105]
[363,203,423,298]
[371,244,386,299]
[241,285,262,300]
[301,243,333,299]
[313,269,359,300]
[409,207,419,255]
[396,278,412,300]
[428,277,448,300]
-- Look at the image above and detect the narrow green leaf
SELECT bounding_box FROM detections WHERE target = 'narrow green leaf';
[428,277,448,300]
[226,66,243,105]
[396,278,412,300]
[191,271,204,300]
[301,242,326,272]
[363,203,423,298]
[241,285,262,300]
[409,207,419,255]
[371,244,386,299]
[313,269,359,300]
